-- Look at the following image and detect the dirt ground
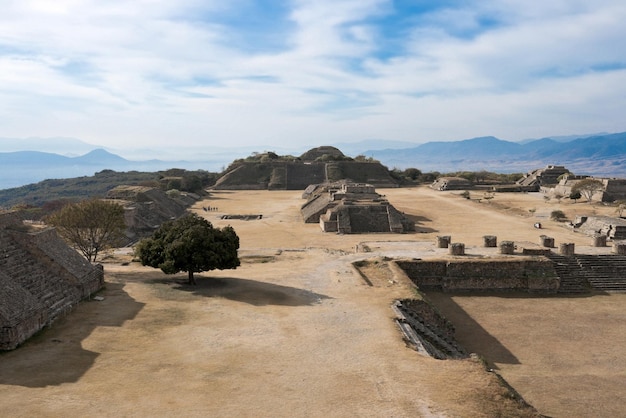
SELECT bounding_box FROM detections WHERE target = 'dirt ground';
[1,186,625,417]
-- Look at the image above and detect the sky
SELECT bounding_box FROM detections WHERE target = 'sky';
[1,0,626,155]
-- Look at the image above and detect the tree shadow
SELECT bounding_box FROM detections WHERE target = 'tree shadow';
[0,282,144,388]
[405,214,438,233]
[151,276,331,307]
[424,292,520,369]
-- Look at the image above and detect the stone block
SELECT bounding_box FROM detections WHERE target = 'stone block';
[449,242,465,255]
[559,242,575,256]
[613,241,626,255]
[483,235,497,247]
[436,235,451,248]
[592,235,607,247]
[540,235,554,248]
[500,241,515,254]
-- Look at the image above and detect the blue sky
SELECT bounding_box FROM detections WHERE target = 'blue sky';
[1,0,626,156]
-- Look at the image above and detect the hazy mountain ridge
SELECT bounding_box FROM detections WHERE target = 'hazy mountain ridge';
[364,132,626,176]
[0,148,210,190]
[2,131,626,190]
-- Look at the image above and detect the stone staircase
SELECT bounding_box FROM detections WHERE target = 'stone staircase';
[393,300,468,360]
[0,230,81,321]
[575,255,626,292]
[547,254,626,293]
[547,254,591,294]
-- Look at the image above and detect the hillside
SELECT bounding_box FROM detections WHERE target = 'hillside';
[0,148,214,190]
[0,169,218,210]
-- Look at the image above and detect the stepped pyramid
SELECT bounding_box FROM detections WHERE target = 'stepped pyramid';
[0,212,103,350]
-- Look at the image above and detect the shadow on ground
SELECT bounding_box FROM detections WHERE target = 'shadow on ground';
[152,275,331,307]
[424,292,520,369]
[406,214,438,233]
[0,282,144,388]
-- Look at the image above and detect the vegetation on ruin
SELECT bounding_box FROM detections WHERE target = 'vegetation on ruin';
[135,214,240,285]
[390,168,523,186]
[571,178,605,202]
[46,198,126,262]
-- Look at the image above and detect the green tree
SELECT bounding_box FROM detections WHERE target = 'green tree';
[550,210,567,222]
[571,179,604,202]
[569,190,581,202]
[403,168,422,180]
[135,214,240,285]
[46,199,126,262]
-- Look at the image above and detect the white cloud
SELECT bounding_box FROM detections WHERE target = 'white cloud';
[0,0,625,152]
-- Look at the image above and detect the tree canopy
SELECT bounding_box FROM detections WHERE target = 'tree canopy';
[571,178,605,202]
[135,214,240,285]
[46,198,126,262]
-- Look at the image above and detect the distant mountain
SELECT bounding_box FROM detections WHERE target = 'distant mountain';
[517,133,610,144]
[365,132,626,177]
[3,131,626,190]
[0,136,98,156]
[0,149,213,190]
[0,149,128,167]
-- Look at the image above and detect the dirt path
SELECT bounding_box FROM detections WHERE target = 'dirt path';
[1,186,621,417]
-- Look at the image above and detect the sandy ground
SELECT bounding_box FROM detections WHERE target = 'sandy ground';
[1,186,624,417]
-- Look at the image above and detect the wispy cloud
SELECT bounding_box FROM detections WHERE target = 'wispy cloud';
[1,0,625,152]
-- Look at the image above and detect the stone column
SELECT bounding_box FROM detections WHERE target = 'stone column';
[483,235,497,247]
[592,235,607,247]
[559,243,575,256]
[500,241,515,255]
[613,241,626,255]
[449,242,465,255]
[436,235,451,248]
[540,235,555,248]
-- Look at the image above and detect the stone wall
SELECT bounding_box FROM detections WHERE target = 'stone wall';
[603,179,626,202]
[213,159,398,190]
[395,258,559,293]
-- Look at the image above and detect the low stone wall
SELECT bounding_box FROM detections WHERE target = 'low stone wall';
[395,258,559,293]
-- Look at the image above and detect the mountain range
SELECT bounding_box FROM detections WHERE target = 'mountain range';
[363,132,626,175]
[1,132,625,190]
[0,148,210,190]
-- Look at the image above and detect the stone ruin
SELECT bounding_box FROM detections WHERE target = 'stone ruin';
[212,146,399,190]
[429,177,472,191]
[550,176,626,202]
[0,212,104,350]
[518,165,626,202]
[301,182,414,233]
[516,164,569,191]
[572,216,626,240]
[105,185,199,244]
[395,258,560,293]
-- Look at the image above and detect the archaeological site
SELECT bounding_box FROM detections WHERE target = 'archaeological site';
[2,157,626,417]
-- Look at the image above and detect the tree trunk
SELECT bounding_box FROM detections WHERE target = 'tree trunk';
[188,270,196,285]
